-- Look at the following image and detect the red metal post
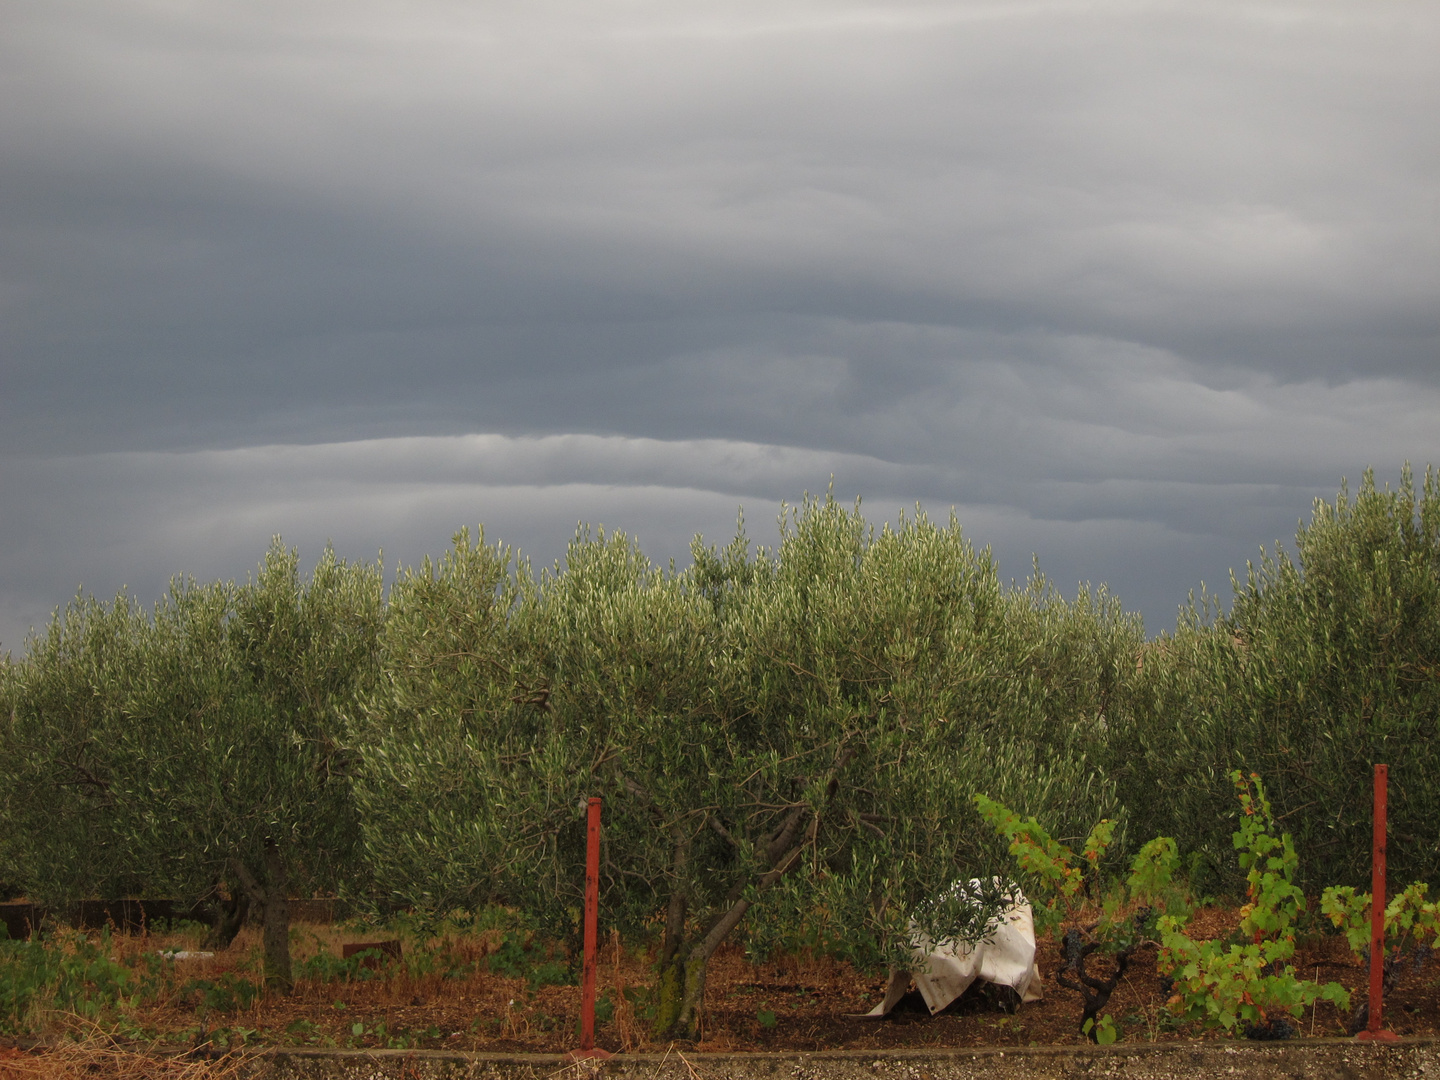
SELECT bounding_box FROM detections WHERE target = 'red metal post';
[579,796,603,1054]
[1357,763,1398,1042]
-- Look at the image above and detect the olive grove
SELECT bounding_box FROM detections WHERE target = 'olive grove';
[3,468,1437,1033]
[1,542,383,988]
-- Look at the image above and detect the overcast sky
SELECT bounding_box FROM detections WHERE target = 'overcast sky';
[2,0,1437,653]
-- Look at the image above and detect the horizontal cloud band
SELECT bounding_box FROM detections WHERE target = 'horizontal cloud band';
[4,425,1434,654]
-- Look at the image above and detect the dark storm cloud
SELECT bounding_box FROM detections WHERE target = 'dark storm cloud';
[1,0,1437,651]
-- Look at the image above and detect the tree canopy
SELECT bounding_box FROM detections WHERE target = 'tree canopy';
[2,542,383,987]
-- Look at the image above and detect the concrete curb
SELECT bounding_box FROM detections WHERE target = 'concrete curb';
[242,1038,1440,1080]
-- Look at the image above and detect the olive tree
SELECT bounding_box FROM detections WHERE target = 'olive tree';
[357,500,1128,1039]
[1,593,150,905]
[671,501,1131,1037]
[1120,465,1440,891]
[1,541,383,988]
[351,527,524,914]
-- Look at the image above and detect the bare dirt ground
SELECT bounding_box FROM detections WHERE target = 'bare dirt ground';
[6,906,1432,1058]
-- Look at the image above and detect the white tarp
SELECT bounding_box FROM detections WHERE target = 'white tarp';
[862,887,1042,1017]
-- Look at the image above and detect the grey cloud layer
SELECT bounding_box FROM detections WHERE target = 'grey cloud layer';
[4,368,1436,654]
[1,0,1436,652]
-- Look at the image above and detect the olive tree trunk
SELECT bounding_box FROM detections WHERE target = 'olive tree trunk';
[200,883,249,950]
[652,796,823,1041]
[232,838,293,992]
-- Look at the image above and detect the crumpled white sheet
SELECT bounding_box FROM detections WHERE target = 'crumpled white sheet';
[862,886,1042,1016]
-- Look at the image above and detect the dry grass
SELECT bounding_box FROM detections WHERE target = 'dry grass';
[0,1035,247,1080]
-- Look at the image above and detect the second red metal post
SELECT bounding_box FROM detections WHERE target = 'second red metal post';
[1358,763,1396,1042]
[580,796,603,1052]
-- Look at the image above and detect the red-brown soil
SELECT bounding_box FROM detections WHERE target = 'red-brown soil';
[22,907,1436,1056]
